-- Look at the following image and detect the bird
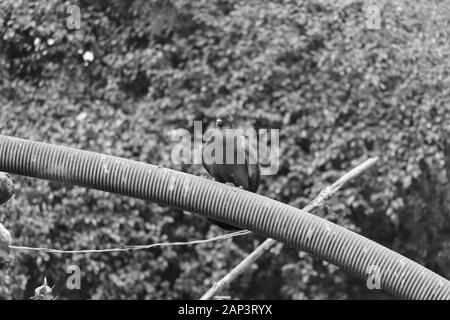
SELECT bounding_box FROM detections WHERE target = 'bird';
[202,112,260,230]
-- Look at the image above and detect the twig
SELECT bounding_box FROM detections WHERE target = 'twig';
[200,157,378,300]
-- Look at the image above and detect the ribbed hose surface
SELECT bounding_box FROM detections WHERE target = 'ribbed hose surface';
[0,134,449,299]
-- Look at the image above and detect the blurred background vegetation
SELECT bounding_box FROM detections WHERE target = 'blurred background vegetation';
[0,0,449,299]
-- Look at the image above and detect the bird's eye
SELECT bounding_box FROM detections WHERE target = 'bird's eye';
[216,119,223,127]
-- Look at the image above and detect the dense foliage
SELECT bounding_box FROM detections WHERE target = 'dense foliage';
[0,0,449,299]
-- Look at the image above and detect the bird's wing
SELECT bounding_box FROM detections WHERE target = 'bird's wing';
[237,134,260,192]
[246,144,260,192]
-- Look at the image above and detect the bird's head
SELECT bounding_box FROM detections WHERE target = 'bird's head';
[216,112,233,129]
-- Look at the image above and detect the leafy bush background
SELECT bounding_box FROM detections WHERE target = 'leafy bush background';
[0,0,449,299]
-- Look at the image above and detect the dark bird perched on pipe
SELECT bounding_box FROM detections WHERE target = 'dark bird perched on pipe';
[202,112,260,230]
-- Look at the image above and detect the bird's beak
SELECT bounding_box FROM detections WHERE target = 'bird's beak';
[216,119,222,126]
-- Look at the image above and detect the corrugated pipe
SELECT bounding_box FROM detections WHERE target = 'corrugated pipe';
[0,134,449,299]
